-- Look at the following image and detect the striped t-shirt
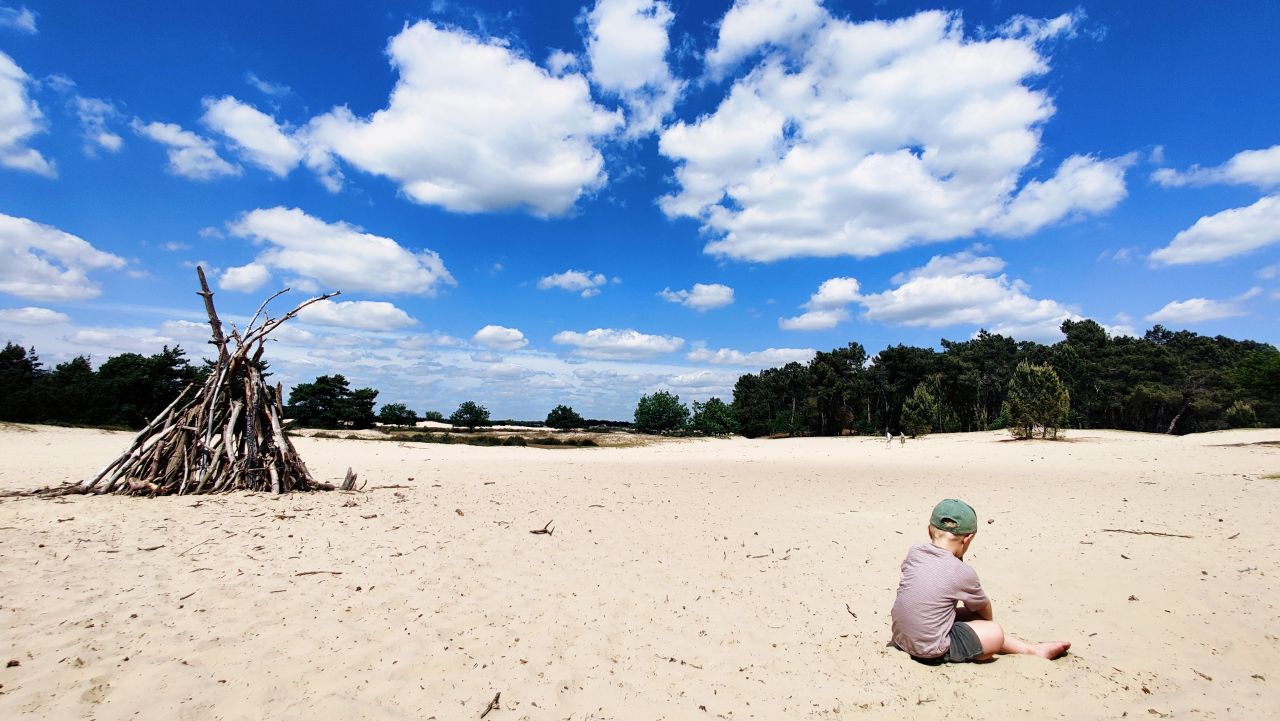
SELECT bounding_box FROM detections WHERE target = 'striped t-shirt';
[890,543,989,658]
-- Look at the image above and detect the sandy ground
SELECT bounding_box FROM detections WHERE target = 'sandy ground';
[1,424,1277,720]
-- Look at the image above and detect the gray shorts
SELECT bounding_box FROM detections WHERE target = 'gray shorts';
[911,622,983,664]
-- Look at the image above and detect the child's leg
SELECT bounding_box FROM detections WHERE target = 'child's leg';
[962,620,1070,660]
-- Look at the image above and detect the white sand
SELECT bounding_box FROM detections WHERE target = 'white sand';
[1,424,1276,720]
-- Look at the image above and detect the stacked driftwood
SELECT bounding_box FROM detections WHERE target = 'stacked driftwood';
[49,268,354,496]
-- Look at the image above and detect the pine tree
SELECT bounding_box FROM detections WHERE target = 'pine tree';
[1002,361,1070,439]
[900,383,937,437]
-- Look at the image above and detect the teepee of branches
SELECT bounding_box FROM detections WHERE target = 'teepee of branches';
[61,268,352,496]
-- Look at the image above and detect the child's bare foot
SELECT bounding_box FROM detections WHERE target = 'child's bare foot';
[1032,641,1071,659]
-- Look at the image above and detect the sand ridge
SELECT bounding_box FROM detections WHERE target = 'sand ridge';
[1,425,1276,720]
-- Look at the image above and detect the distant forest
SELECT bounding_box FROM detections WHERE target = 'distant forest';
[729,320,1278,437]
[2,318,1277,435]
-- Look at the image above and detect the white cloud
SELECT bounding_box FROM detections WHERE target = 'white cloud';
[705,0,827,78]
[397,332,462,349]
[1258,263,1279,280]
[0,306,68,324]
[305,20,621,215]
[132,119,240,180]
[219,262,272,292]
[1146,298,1246,325]
[547,49,579,75]
[67,327,188,355]
[1150,195,1280,266]
[807,276,862,308]
[74,96,123,155]
[666,369,741,392]
[778,276,860,330]
[858,256,1079,341]
[472,324,528,351]
[987,154,1133,236]
[780,251,1082,341]
[0,5,36,34]
[660,10,1128,262]
[0,213,125,300]
[297,299,417,330]
[538,269,608,297]
[158,319,214,343]
[202,96,303,176]
[658,283,734,310]
[227,207,455,295]
[997,9,1083,43]
[1152,145,1280,189]
[0,51,54,176]
[778,307,849,331]
[686,344,815,367]
[245,71,291,97]
[890,248,1004,283]
[552,328,684,359]
[583,0,684,137]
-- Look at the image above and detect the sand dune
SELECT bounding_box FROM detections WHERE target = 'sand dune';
[1,424,1276,720]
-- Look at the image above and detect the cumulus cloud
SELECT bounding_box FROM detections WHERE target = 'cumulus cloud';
[552,328,684,359]
[219,262,272,292]
[73,96,123,155]
[583,0,684,136]
[987,154,1133,236]
[305,20,621,216]
[780,251,1083,341]
[538,269,609,297]
[202,96,303,176]
[472,324,529,351]
[0,306,69,324]
[0,5,35,34]
[858,250,1081,340]
[297,299,417,330]
[0,213,125,300]
[889,247,1004,283]
[705,0,827,77]
[227,207,455,295]
[658,283,734,310]
[1150,195,1280,266]
[686,344,815,367]
[1146,298,1246,324]
[132,119,240,180]
[859,272,1073,333]
[0,51,54,176]
[778,277,860,330]
[660,9,1127,262]
[1152,145,1280,189]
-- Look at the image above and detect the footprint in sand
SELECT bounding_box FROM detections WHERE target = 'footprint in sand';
[80,676,111,704]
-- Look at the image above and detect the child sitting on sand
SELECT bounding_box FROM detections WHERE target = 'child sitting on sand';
[890,498,1071,663]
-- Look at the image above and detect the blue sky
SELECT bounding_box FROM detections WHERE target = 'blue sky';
[1,1,1277,420]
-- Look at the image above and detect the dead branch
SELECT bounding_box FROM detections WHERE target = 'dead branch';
[1101,528,1193,539]
[529,520,554,536]
[295,570,343,576]
[480,692,501,719]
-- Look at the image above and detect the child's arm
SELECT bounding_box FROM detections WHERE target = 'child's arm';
[960,598,992,621]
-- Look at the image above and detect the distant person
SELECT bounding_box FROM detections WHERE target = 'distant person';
[885,428,893,445]
[898,432,906,446]
[890,499,1070,664]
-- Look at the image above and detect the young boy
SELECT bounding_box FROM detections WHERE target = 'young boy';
[890,499,1071,663]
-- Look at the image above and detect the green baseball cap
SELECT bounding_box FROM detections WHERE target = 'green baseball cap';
[930,499,977,534]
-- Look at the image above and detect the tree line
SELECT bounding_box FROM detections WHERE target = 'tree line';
[5,318,1276,436]
[725,320,1278,438]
